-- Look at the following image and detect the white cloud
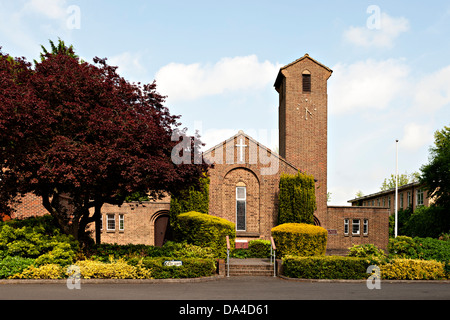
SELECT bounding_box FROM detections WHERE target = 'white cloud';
[329,59,410,114]
[155,55,281,102]
[0,0,74,57]
[401,123,434,152]
[414,65,450,112]
[23,0,67,20]
[108,52,147,83]
[344,13,410,48]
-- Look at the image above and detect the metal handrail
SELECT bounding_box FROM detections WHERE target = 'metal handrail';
[226,235,230,277]
[270,236,276,277]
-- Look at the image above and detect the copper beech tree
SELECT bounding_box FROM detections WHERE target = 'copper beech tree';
[0,45,209,245]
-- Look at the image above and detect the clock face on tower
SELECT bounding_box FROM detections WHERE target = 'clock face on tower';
[297,98,317,120]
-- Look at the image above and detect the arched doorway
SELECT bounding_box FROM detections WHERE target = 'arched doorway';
[154,212,170,247]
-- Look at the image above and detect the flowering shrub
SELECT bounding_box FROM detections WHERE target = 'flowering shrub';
[75,259,152,279]
[381,259,446,280]
[11,264,64,279]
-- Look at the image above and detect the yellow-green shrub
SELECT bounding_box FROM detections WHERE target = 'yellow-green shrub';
[176,212,235,259]
[272,223,328,257]
[282,255,371,279]
[75,259,152,279]
[271,223,327,258]
[11,264,64,279]
[381,259,446,280]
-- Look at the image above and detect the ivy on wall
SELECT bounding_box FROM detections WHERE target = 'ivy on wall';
[278,171,316,225]
[169,174,210,236]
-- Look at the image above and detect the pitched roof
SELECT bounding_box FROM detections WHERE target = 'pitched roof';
[347,181,422,203]
[202,130,300,173]
[274,53,333,89]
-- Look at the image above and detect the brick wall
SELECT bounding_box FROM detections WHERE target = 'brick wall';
[276,55,332,225]
[205,132,298,241]
[88,200,170,246]
[10,193,49,220]
[325,206,389,254]
[350,183,431,215]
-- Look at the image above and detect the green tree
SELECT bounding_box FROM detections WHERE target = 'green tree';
[355,190,364,198]
[34,39,80,64]
[380,172,420,191]
[420,126,450,210]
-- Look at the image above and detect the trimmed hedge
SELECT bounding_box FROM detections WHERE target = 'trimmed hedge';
[86,241,214,262]
[282,255,449,280]
[176,212,235,259]
[271,223,327,258]
[130,257,216,279]
[381,259,446,280]
[248,240,271,258]
[283,255,371,279]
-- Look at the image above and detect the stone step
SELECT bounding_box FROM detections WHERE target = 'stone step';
[229,270,274,276]
[226,260,276,276]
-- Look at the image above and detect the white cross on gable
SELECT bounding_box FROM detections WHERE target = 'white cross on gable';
[235,137,247,162]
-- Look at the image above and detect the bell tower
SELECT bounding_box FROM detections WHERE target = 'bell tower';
[274,54,332,222]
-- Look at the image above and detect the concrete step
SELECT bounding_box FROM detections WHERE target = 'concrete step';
[226,259,276,276]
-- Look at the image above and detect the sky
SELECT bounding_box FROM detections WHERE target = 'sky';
[0,0,449,205]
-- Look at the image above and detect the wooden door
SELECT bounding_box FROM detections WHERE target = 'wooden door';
[154,214,169,247]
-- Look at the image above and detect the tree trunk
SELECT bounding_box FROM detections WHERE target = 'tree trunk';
[42,191,91,246]
[94,201,102,244]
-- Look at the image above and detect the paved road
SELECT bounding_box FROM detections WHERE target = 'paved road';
[1,276,449,300]
[1,277,448,318]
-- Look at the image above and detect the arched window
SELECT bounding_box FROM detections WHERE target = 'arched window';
[302,70,311,93]
[236,182,246,231]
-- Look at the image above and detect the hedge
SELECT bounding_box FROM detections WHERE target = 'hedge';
[10,257,216,279]
[131,257,216,279]
[271,223,327,258]
[381,259,446,280]
[176,211,235,259]
[282,255,371,279]
[388,236,450,262]
[282,255,448,280]
[248,240,271,258]
[86,241,214,262]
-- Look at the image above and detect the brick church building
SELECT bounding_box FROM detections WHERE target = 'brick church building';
[6,54,390,254]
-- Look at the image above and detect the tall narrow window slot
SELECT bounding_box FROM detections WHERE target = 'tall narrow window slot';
[302,70,311,93]
[236,186,246,231]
